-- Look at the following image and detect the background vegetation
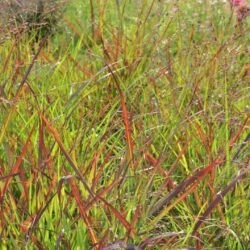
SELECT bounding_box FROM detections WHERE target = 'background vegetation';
[0,0,249,249]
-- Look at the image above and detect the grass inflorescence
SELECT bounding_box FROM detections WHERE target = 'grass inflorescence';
[0,0,249,249]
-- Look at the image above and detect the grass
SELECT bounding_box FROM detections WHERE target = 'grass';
[0,0,249,249]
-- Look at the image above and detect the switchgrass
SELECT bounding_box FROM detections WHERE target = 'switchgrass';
[0,0,249,249]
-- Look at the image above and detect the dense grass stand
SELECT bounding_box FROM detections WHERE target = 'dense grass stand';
[0,1,249,249]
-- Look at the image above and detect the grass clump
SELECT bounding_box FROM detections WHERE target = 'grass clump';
[0,0,249,249]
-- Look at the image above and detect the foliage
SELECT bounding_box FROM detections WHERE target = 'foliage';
[0,0,249,249]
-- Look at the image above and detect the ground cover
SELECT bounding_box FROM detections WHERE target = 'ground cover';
[0,0,249,249]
